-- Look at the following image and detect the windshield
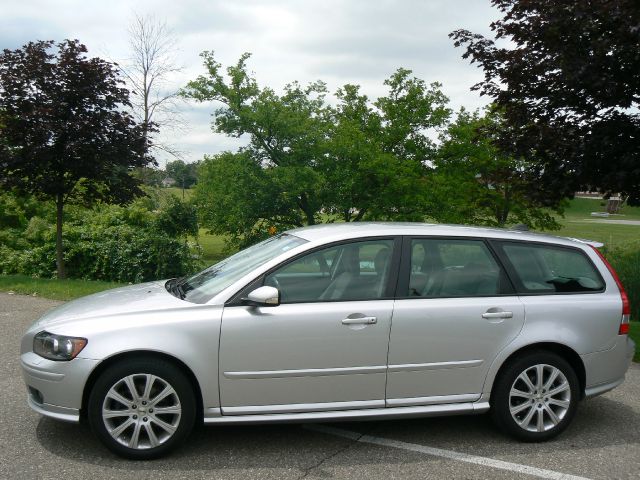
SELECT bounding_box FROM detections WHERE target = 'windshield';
[173,233,308,304]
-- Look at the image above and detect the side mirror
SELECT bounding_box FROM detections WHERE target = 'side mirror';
[242,286,280,307]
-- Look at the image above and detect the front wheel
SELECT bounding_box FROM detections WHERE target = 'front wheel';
[491,351,579,442]
[88,357,196,459]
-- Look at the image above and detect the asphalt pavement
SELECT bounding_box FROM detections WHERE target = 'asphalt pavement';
[2,292,639,480]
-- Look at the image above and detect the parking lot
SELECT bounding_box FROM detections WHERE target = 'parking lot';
[2,293,639,480]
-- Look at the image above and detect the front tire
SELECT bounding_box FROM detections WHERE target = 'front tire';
[88,357,196,459]
[491,351,579,442]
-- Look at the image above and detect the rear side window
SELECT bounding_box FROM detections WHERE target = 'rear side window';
[497,241,604,294]
[406,238,510,298]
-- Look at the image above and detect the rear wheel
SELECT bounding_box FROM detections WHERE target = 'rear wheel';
[88,357,196,459]
[491,351,579,441]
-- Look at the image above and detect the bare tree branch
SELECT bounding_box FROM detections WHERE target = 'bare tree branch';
[122,13,186,161]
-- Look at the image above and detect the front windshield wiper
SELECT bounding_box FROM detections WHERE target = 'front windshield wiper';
[175,281,186,300]
[166,277,187,300]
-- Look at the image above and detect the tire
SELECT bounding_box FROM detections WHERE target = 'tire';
[87,357,196,459]
[491,351,580,442]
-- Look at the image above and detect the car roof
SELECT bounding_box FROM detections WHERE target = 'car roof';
[286,222,603,248]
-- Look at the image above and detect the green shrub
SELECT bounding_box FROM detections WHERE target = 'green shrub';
[154,195,199,238]
[603,245,640,321]
[24,216,51,242]
[0,194,200,283]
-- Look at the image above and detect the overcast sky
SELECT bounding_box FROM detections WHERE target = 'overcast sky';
[0,0,499,165]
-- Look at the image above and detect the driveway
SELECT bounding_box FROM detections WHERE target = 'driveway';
[2,293,639,479]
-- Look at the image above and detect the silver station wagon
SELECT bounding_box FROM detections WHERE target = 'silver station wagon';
[20,223,635,459]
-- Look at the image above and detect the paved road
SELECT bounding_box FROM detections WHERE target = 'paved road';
[2,293,639,480]
[569,218,640,226]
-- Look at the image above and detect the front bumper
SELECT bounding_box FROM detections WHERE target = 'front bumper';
[21,352,99,423]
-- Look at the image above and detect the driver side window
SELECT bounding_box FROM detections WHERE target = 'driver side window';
[265,239,394,303]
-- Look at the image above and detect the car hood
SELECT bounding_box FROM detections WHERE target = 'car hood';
[30,280,187,330]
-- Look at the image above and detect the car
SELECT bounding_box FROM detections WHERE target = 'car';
[20,223,635,459]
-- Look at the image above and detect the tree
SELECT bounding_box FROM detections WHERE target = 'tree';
[165,159,198,197]
[183,53,450,246]
[0,40,150,278]
[183,52,329,227]
[321,83,436,222]
[124,13,183,159]
[434,108,562,229]
[154,194,198,239]
[450,0,640,204]
[194,152,304,248]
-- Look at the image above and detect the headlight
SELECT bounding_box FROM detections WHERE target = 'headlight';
[33,331,87,361]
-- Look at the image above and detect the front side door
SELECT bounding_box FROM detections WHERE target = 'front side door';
[219,238,399,414]
[386,237,525,406]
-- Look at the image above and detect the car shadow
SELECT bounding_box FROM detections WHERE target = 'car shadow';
[35,395,640,471]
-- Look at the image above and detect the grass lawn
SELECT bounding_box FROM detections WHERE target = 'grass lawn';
[163,186,194,200]
[539,197,640,248]
[197,228,229,264]
[563,197,640,220]
[0,274,124,301]
[547,222,640,248]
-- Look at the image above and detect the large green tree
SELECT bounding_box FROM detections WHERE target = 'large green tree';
[322,78,449,222]
[450,0,640,204]
[183,53,449,246]
[434,108,562,229]
[183,52,328,228]
[0,40,150,278]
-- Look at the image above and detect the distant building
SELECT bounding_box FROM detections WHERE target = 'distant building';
[161,177,176,187]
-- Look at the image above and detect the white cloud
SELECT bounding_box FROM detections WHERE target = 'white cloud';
[0,0,499,165]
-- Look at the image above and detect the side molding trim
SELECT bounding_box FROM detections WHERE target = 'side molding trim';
[204,401,490,425]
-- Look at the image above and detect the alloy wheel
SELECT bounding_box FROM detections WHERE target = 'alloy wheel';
[101,373,182,450]
[508,363,571,433]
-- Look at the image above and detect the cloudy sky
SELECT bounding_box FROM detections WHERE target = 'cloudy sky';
[0,0,499,165]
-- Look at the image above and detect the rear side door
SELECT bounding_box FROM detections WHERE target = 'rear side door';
[492,240,617,355]
[385,237,525,406]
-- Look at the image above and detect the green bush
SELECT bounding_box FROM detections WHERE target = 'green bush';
[0,194,200,283]
[605,245,640,321]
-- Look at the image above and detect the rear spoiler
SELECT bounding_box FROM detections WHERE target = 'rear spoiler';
[567,238,604,248]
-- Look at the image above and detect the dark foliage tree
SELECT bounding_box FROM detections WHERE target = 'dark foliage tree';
[0,40,151,278]
[451,0,640,204]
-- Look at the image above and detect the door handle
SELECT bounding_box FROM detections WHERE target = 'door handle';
[482,311,513,319]
[342,316,377,325]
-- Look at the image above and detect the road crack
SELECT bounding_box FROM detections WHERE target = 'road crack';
[297,426,367,479]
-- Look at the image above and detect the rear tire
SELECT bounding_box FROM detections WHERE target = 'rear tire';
[491,351,579,442]
[88,357,196,459]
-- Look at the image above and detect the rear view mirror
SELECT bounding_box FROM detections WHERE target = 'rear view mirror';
[242,286,280,307]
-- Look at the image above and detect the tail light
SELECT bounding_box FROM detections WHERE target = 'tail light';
[590,246,630,335]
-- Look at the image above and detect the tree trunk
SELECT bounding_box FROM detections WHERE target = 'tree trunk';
[55,193,66,279]
[298,192,316,225]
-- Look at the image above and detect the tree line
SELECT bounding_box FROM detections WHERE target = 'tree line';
[1,1,639,278]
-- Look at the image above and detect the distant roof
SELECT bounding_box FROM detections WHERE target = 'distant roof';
[286,222,602,248]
